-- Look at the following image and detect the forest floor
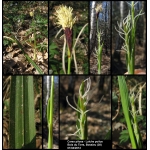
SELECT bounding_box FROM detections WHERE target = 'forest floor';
[3,3,48,74]
[3,43,48,74]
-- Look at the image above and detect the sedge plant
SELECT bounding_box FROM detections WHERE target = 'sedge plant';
[29,11,37,60]
[128,82,146,148]
[115,1,144,74]
[118,76,145,148]
[47,76,54,148]
[66,77,105,140]
[93,3,103,74]
[66,77,92,139]
[27,9,48,60]
[54,5,88,74]
[94,27,103,74]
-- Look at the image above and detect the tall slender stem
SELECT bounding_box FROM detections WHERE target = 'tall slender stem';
[48,76,54,148]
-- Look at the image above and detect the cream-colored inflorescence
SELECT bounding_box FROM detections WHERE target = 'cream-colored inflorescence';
[55,5,76,29]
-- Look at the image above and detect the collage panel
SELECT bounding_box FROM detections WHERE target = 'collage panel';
[43,76,59,149]
[3,1,48,75]
[3,76,42,149]
[49,1,88,74]
[60,76,111,141]
[90,1,111,74]
[112,75,146,149]
[112,1,146,74]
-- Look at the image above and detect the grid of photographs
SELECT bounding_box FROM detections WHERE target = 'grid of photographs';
[2,1,146,149]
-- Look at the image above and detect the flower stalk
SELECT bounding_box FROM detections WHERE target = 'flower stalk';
[47,76,54,148]
[55,5,76,74]
[54,5,88,74]
[29,10,37,60]
[115,1,144,74]
[66,78,91,139]
[93,3,103,74]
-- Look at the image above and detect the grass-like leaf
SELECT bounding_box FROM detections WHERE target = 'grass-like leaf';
[9,76,36,149]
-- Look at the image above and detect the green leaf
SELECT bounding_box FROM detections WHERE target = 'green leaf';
[9,76,36,149]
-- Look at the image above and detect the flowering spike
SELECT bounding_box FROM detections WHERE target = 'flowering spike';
[55,5,76,30]
[54,5,76,52]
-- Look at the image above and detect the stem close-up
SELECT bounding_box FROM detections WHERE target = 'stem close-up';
[47,76,54,149]
[67,48,71,74]
[77,81,88,140]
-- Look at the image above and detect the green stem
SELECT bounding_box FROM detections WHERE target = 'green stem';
[127,1,136,74]
[48,76,54,149]
[130,94,143,148]
[67,48,71,74]
[129,1,135,74]
[96,19,103,74]
[32,14,37,61]
[116,1,144,74]
[77,81,87,140]
[33,30,37,60]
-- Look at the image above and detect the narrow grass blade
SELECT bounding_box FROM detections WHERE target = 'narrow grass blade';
[9,76,24,149]
[23,76,36,148]
[4,35,44,74]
